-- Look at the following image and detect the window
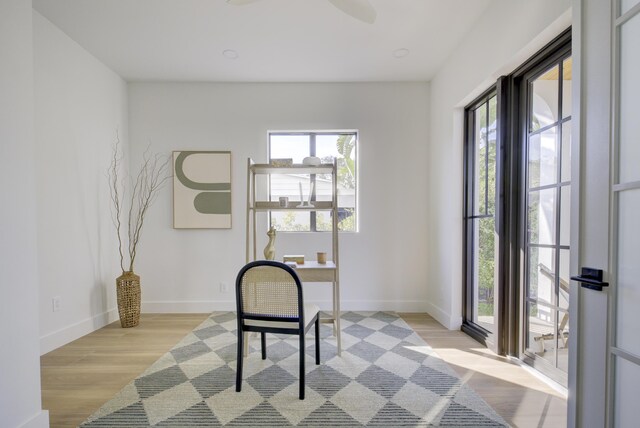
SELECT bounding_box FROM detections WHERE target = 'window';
[523,54,572,377]
[460,28,572,386]
[463,89,499,341]
[268,131,357,232]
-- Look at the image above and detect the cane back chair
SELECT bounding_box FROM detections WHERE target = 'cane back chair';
[235,260,320,399]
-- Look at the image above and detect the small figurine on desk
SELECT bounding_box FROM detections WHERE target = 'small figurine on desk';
[264,226,276,260]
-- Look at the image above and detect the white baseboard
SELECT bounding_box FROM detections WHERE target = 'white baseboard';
[424,301,462,330]
[449,315,463,330]
[142,300,233,313]
[40,300,433,353]
[40,309,118,355]
[20,410,49,428]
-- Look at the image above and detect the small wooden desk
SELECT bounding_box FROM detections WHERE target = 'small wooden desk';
[293,261,342,355]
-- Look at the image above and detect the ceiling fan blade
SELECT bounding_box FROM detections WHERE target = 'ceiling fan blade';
[327,0,377,24]
[226,0,262,5]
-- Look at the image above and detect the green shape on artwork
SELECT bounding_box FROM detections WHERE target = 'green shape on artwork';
[194,192,231,214]
[175,151,231,191]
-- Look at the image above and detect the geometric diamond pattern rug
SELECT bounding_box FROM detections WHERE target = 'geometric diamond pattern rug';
[81,312,509,427]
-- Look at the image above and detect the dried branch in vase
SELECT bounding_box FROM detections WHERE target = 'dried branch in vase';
[108,134,170,274]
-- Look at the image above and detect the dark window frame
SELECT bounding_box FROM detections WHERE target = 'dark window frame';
[461,28,572,368]
[462,79,510,355]
[514,32,572,386]
[462,86,500,347]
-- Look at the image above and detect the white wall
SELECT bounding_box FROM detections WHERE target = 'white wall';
[427,0,572,329]
[128,82,430,313]
[33,11,128,354]
[0,2,49,427]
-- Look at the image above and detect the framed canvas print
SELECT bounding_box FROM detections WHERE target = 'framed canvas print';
[173,151,232,228]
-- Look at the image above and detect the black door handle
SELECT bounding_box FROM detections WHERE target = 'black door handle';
[571,267,608,291]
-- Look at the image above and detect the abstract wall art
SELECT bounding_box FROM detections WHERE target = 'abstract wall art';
[173,151,231,228]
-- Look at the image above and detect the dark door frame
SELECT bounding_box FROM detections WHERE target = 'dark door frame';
[461,28,572,382]
[510,28,572,385]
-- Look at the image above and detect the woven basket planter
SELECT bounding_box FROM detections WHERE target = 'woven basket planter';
[116,271,141,328]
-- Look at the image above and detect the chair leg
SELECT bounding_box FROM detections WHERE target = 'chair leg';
[299,333,305,400]
[315,317,320,365]
[236,328,243,392]
[261,332,267,360]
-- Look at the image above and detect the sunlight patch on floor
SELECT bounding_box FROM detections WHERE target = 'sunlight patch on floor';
[434,347,567,398]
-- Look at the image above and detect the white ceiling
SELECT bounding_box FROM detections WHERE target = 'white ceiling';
[33,0,492,83]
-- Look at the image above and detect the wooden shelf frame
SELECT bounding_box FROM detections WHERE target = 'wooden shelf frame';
[245,158,342,355]
[253,201,334,211]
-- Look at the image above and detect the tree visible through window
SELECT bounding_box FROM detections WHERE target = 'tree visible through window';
[464,93,498,334]
[269,132,357,232]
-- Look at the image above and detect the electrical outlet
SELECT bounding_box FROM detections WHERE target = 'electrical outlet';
[52,296,61,312]
[219,282,229,293]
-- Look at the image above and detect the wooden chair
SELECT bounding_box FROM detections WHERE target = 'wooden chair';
[533,263,570,353]
[235,260,320,399]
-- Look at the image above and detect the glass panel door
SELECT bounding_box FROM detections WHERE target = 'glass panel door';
[523,55,572,382]
[611,5,640,426]
[463,91,499,345]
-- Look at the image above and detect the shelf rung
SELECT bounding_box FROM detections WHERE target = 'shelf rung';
[253,201,334,210]
[251,164,334,174]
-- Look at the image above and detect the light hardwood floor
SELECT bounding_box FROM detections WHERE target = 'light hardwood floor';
[41,313,567,427]
[401,314,567,428]
[41,314,210,427]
